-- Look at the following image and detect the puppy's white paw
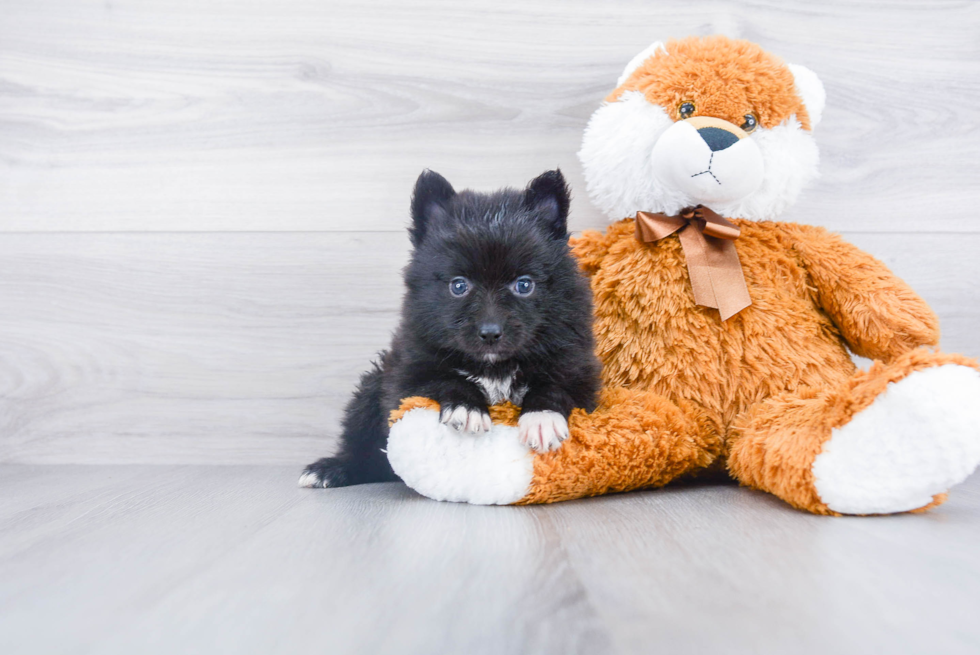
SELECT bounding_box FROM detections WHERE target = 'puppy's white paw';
[518,411,569,452]
[298,457,351,488]
[440,405,493,434]
[298,472,324,488]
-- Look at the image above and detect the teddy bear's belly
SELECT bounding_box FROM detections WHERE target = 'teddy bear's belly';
[591,233,855,427]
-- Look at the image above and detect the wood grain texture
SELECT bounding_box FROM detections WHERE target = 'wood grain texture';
[1,0,978,233]
[0,230,976,465]
[1,1,979,462]
[1,465,979,654]
[0,232,405,464]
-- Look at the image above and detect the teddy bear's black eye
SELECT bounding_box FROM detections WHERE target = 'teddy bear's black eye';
[741,113,758,133]
[678,102,696,119]
[511,276,535,297]
[449,277,470,297]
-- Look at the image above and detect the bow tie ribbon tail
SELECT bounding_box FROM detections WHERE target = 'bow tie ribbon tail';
[635,208,752,321]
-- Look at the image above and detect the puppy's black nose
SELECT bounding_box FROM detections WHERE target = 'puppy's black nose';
[697,126,740,152]
[478,323,502,344]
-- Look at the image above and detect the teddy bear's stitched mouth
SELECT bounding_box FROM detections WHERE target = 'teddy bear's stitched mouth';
[690,152,722,185]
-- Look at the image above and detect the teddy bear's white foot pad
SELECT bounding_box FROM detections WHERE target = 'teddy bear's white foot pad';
[812,365,980,514]
[387,408,534,505]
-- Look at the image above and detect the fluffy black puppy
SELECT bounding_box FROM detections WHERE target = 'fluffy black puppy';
[299,169,601,488]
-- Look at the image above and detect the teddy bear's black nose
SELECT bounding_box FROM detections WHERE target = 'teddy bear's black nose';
[697,126,740,152]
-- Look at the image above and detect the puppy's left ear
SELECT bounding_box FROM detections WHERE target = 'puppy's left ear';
[523,169,570,239]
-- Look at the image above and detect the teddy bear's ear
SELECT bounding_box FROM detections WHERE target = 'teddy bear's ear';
[788,64,826,128]
[523,169,570,239]
[410,169,455,247]
[616,41,667,87]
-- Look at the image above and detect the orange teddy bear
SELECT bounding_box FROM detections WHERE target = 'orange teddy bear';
[387,35,980,515]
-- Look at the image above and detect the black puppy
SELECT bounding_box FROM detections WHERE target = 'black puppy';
[299,169,601,488]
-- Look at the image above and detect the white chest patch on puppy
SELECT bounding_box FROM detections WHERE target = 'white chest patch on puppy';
[458,369,528,405]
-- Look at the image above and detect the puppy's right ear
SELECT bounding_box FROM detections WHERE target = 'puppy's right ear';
[410,170,456,246]
[523,169,570,239]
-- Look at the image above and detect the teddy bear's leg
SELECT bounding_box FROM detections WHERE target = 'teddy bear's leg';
[386,398,535,505]
[387,388,723,505]
[728,350,980,515]
[517,388,722,504]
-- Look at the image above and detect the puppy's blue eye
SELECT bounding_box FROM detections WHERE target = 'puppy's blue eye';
[449,277,469,297]
[511,276,535,296]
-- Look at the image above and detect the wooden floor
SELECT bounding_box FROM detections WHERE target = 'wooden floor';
[2,465,979,655]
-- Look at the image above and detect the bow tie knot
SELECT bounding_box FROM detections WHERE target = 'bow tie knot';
[634,206,752,321]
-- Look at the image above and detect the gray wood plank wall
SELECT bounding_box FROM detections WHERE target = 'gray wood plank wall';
[2,0,978,463]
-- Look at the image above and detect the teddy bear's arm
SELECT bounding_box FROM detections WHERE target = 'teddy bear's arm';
[785,224,939,361]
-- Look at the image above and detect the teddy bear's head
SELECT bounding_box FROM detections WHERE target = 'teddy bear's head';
[578,35,825,221]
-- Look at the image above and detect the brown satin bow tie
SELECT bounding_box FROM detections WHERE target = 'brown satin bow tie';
[635,206,752,321]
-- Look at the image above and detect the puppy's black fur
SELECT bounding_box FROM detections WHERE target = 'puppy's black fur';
[301,169,601,488]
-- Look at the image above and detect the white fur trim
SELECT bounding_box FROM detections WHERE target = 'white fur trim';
[712,118,819,220]
[812,365,980,515]
[787,64,826,128]
[388,408,534,505]
[517,410,569,452]
[578,92,679,221]
[578,92,820,221]
[616,41,667,87]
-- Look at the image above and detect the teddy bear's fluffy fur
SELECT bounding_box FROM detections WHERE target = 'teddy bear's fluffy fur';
[565,218,978,514]
[386,35,980,514]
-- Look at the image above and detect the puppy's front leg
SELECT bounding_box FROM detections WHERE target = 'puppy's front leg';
[409,374,492,435]
[440,403,493,434]
[518,384,574,452]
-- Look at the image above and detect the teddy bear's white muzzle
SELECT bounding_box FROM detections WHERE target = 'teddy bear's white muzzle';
[651,119,764,206]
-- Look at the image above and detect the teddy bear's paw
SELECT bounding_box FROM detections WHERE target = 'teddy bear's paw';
[518,411,569,452]
[387,406,534,504]
[812,364,980,514]
[439,404,493,434]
